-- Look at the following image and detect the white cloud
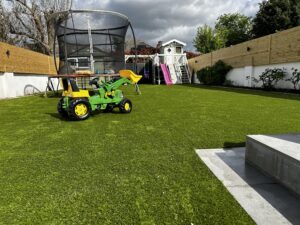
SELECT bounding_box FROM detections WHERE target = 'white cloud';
[72,0,262,51]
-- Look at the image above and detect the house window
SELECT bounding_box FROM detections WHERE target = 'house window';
[176,47,182,54]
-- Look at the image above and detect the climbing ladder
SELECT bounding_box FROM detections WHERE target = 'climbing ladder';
[180,65,191,84]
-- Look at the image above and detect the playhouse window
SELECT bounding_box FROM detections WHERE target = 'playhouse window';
[68,59,77,67]
[78,58,89,68]
[176,47,182,53]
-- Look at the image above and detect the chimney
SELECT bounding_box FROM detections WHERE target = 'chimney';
[157,41,163,49]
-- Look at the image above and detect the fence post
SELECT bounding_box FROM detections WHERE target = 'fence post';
[47,56,51,75]
[268,34,272,64]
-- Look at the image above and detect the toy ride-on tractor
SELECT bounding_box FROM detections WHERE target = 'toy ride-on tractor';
[57,70,142,120]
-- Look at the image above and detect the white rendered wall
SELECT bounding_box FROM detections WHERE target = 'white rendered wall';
[226,68,249,87]
[191,69,200,84]
[227,62,300,89]
[194,62,300,89]
[0,73,58,99]
[0,73,10,98]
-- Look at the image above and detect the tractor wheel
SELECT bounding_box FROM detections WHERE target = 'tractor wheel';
[119,98,132,113]
[57,98,68,118]
[104,104,115,113]
[68,99,91,121]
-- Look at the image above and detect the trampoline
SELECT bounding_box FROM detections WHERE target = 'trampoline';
[52,9,137,75]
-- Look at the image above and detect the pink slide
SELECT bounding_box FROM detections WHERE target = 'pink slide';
[160,64,173,85]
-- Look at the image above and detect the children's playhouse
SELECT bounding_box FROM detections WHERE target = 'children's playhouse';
[125,39,191,85]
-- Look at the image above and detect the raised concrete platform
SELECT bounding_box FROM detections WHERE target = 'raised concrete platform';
[246,134,300,196]
[196,148,300,225]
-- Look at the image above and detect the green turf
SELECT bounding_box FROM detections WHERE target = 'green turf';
[1,85,300,224]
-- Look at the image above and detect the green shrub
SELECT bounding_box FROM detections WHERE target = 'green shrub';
[212,60,233,84]
[197,66,212,84]
[197,60,232,85]
[223,79,235,86]
[253,68,287,90]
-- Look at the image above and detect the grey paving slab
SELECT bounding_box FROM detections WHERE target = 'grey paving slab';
[196,148,300,225]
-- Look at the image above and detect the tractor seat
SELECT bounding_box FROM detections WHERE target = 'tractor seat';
[69,79,80,92]
[62,78,79,92]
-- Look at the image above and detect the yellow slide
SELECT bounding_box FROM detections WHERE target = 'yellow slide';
[119,70,142,84]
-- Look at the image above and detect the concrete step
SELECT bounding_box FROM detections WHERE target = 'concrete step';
[246,134,300,197]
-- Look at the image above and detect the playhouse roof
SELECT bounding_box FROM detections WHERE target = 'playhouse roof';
[162,39,186,47]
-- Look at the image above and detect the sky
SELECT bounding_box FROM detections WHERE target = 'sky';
[73,0,262,51]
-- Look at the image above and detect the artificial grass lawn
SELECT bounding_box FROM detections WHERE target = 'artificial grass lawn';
[1,85,300,224]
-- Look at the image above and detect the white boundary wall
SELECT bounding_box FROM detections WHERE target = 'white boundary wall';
[0,73,58,99]
[193,62,300,89]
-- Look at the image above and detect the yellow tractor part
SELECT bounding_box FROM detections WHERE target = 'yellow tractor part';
[70,90,90,98]
[119,70,142,84]
[74,103,88,116]
[63,88,90,98]
[124,102,131,111]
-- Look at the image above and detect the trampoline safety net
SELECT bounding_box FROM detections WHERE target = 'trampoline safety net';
[54,10,132,75]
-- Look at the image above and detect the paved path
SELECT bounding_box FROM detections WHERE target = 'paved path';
[196,148,300,225]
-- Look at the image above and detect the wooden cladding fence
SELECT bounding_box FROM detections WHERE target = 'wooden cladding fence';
[0,42,57,75]
[188,26,300,72]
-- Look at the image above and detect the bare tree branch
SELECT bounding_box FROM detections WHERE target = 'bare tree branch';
[0,0,11,42]
[3,0,72,54]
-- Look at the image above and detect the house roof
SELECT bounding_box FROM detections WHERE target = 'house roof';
[162,39,186,47]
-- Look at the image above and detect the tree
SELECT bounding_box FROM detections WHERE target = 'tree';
[215,13,252,47]
[193,24,224,54]
[290,0,300,27]
[0,0,10,42]
[5,0,72,55]
[185,51,200,59]
[252,0,300,38]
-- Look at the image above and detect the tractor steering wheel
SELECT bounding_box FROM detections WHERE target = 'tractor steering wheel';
[89,77,100,88]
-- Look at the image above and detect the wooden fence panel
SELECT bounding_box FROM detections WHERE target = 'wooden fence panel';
[270,28,300,64]
[189,26,300,72]
[0,42,57,75]
[190,53,212,71]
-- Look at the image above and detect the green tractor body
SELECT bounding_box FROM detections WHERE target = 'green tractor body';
[57,70,142,120]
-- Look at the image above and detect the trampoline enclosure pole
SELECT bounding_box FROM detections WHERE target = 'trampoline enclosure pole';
[129,22,137,73]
